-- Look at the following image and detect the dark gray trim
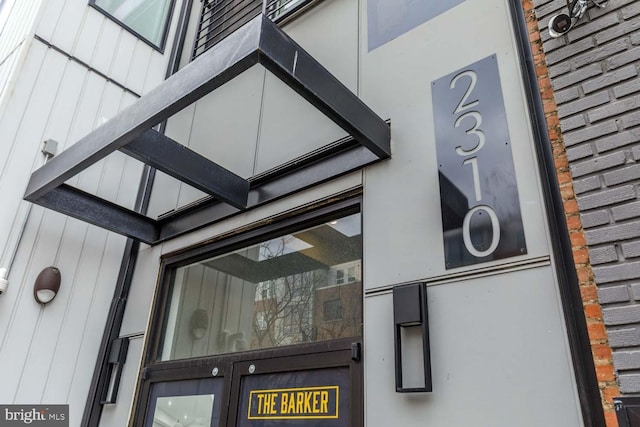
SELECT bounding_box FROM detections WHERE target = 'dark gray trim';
[39,184,159,242]
[121,129,249,209]
[24,15,390,245]
[258,18,390,159]
[159,143,380,241]
[33,35,140,98]
[88,0,176,52]
[508,1,606,426]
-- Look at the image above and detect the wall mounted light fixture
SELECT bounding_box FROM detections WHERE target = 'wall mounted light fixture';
[393,282,432,392]
[33,266,61,304]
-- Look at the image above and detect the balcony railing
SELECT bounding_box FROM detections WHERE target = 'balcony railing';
[193,0,311,59]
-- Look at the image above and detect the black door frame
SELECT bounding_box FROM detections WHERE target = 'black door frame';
[131,195,364,426]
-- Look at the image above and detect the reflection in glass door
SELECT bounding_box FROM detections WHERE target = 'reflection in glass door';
[145,378,224,427]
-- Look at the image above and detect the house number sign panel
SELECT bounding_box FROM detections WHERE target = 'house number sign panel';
[432,55,527,269]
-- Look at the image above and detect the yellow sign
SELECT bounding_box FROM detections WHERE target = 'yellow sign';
[247,386,339,420]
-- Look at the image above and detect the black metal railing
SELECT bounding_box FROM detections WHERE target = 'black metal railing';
[192,0,309,59]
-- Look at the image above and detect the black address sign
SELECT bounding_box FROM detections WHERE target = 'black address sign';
[432,55,527,269]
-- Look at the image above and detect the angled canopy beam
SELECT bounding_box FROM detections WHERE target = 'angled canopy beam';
[258,16,391,159]
[38,185,159,243]
[120,130,249,209]
[24,17,262,202]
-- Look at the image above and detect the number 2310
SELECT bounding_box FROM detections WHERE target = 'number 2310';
[449,70,500,258]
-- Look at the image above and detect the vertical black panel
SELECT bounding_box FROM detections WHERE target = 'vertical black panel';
[432,54,527,269]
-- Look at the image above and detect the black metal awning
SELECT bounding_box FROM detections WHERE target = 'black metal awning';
[24,14,390,245]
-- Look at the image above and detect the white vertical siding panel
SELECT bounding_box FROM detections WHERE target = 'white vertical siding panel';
[0,41,47,184]
[108,32,137,91]
[1,51,94,402]
[0,48,19,94]
[0,0,42,58]
[125,41,152,96]
[39,60,89,151]
[0,45,47,352]
[0,208,68,403]
[65,72,107,149]
[90,16,121,76]
[0,47,66,269]
[33,0,65,41]
[13,217,95,403]
[143,50,167,94]
[18,75,115,400]
[36,224,107,404]
[66,233,128,416]
[0,0,43,112]
[50,0,87,54]
[71,8,105,66]
[116,155,145,209]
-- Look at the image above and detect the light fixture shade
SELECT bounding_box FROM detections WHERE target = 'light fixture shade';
[33,267,61,304]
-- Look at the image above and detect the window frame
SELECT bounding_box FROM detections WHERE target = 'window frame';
[132,195,363,426]
[89,0,177,52]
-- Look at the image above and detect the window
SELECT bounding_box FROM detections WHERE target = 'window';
[157,210,362,361]
[90,0,174,49]
[332,261,360,286]
[268,0,305,20]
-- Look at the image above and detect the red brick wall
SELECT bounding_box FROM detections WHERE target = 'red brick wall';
[521,0,620,425]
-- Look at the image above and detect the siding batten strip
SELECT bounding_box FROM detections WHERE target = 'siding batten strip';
[33,34,141,98]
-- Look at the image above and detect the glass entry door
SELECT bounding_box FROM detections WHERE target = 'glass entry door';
[136,199,363,427]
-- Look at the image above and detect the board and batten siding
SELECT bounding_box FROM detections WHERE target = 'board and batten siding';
[0,0,43,115]
[0,0,179,422]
